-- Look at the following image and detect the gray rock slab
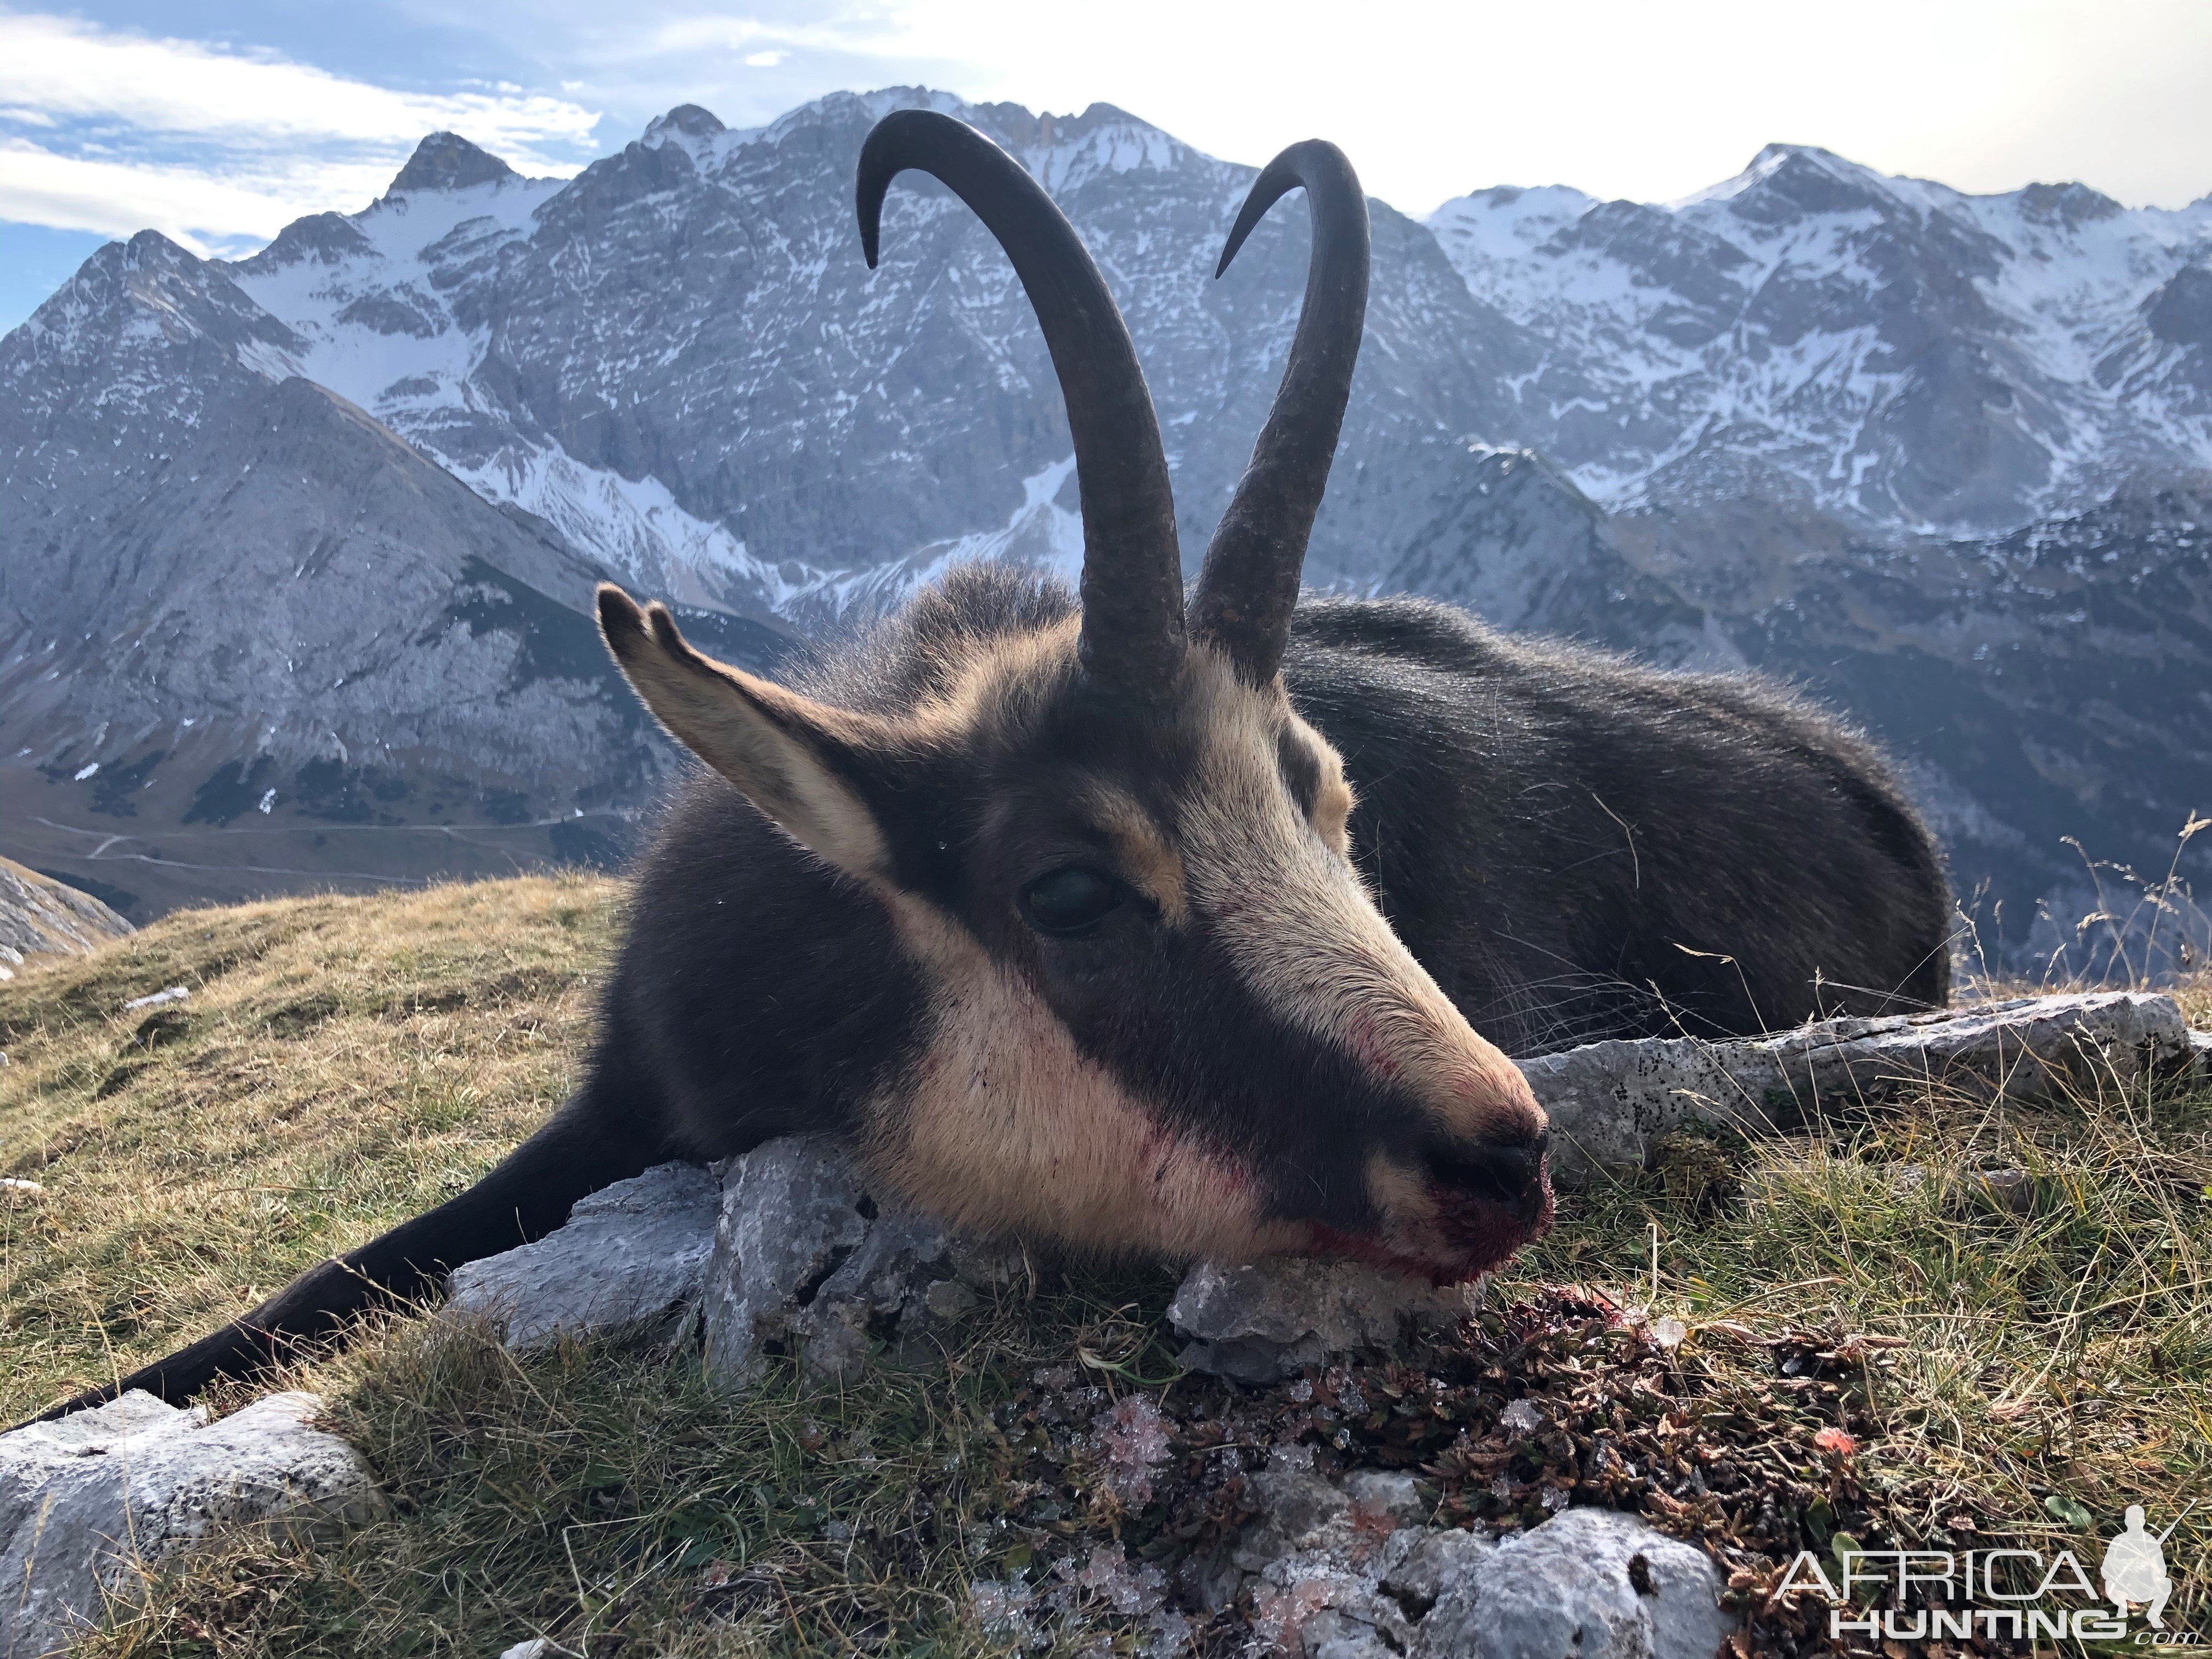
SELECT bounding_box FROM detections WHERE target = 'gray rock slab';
[446,1161,720,1352]
[1168,1257,1472,1383]
[1525,991,2202,1186]
[1230,1446,1437,1658]
[1415,1506,1732,1659]
[1215,1450,1730,1657]
[1384,1527,1495,1613]
[1,1390,382,1658]
[0,857,131,964]
[701,1136,1020,1384]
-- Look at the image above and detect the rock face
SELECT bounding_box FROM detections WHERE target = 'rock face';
[1374,447,1742,672]
[1627,479,2212,975]
[1207,1447,1733,1658]
[1167,1259,1472,1384]
[1427,145,2212,534]
[0,1391,382,1657]
[1417,1506,1734,1659]
[699,1137,1022,1382]
[1526,990,2208,1187]
[447,1161,720,1351]
[388,132,517,196]
[0,859,131,967]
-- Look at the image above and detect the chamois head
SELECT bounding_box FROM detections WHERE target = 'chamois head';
[600,110,1551,1282]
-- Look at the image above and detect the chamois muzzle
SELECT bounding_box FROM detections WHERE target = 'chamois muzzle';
[1322,1127,1554,1287]
[1426,1131,1555,1269]
[1189,140,1370,687]
[856,109,1186,698]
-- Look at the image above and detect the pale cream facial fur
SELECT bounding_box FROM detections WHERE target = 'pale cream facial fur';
[865,646,1544,1261]
[1172,650,1543,1152]
[868,893,1307,1260]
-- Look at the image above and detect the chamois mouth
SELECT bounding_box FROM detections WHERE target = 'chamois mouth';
[1309,1138,1555,1287]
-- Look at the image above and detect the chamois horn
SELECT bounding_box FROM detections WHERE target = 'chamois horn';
[858,109,1185,693]
[1190,140,1370,686]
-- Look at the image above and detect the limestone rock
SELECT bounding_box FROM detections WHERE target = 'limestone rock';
[1383,1526,1495,1614]
[1203,1449,1734,1657]
[447,1161,719,1351]
[0,1390,381,1657]
[1525,991,2203,1186]
[0,857,131,966]
[1228,1447,1439,1658]
[700,1136,1020,1383]
[1167,1256,1472,1383]
[1414,1506,1731,1658]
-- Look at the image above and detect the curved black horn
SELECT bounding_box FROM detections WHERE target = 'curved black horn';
[1189,140,1369,686]
[858,109,1184,692]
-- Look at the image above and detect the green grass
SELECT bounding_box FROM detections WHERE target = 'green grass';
[4,881,2209,1655]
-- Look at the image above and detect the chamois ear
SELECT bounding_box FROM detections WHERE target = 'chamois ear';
[597,585,895,878]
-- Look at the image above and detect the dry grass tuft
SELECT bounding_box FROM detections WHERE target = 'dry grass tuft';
[4,885,2209,1655]
[1,873,620,1420]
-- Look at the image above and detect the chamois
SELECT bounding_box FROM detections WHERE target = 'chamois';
[35,110,1949,1421]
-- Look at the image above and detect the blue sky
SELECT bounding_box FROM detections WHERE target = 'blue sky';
[5,0,2212,334]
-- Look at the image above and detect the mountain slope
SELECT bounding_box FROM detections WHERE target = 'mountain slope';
[213,91,1542,607]
[1430,145,2212,533]
[0,88,1645,916]
[2,92,2207,958]
[0,233,779,914]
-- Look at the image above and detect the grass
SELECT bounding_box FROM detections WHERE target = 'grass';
[3,878,2209,1655]
[0,874,619,1417]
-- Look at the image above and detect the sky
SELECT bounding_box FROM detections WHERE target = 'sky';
[4,0,2212,332]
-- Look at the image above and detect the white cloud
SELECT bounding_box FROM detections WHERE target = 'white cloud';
[5,0,2208,270]
[518,0,2212,213]
[0,137,395,253]
[0,13,600,163]
[0,13,602,253]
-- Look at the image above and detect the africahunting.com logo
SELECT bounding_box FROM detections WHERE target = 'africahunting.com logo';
[1771,1504,2202,1644]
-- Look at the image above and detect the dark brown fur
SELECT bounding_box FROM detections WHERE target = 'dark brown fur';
[27,113,1950,1423]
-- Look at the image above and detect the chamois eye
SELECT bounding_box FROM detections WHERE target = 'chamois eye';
[1019,867,1125,935]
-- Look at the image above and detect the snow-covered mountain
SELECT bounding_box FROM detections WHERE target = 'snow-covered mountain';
[193,91,1530,616]
[2,88,2207,957]
[1430,144,2212,533]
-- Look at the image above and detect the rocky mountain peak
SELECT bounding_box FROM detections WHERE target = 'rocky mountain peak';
[1715,142,1897,223]
[228,211,378,275]
[2016,179,2123,227]
[644,104,726,146]
[387,132,517,196]
[997,100,1186,191]
[121,228,196,270]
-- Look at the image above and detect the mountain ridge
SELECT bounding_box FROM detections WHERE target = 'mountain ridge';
[3,89,2207,963]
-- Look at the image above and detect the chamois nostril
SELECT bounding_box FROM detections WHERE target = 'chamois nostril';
[1427,1131,1550,1224]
